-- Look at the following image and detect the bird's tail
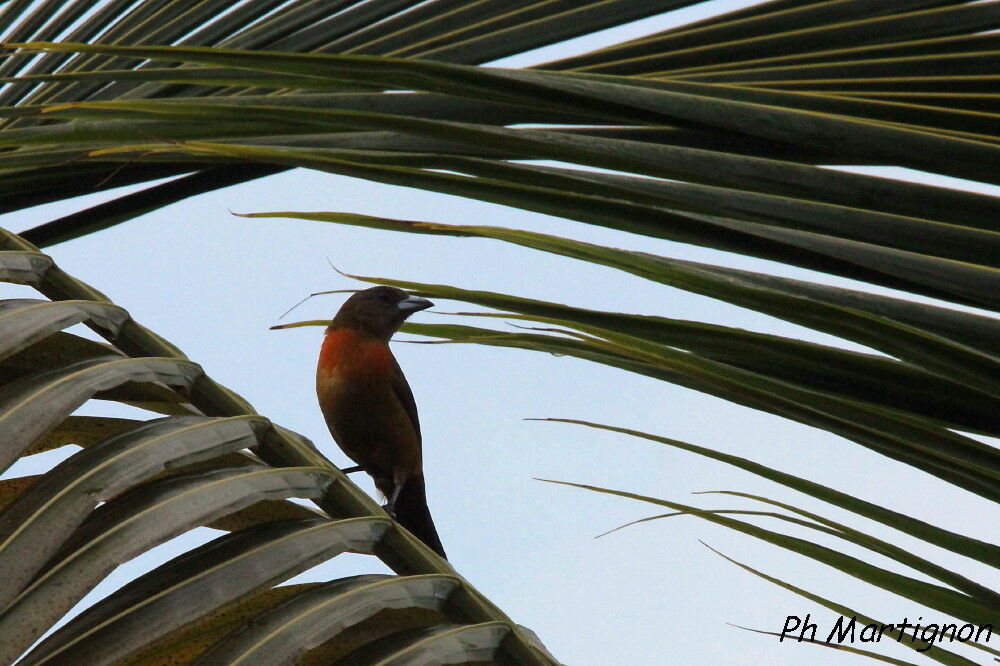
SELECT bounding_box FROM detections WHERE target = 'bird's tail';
[394,474,447,559]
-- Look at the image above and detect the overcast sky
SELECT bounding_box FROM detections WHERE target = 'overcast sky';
[2,2,998,664]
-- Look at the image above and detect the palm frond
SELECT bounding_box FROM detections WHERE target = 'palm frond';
[1,2,998,663]
[0,227,555,665]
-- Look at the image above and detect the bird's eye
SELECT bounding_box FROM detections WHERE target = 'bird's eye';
[378,290,395,302]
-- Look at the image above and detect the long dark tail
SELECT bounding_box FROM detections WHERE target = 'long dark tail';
[394,474,447,559]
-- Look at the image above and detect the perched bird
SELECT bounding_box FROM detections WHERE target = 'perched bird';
[316,285,446,558]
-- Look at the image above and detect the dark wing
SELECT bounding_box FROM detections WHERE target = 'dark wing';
[390,356,421,446]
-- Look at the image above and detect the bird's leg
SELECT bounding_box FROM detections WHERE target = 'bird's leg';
[340,465,363,474]
[383,482,403,518]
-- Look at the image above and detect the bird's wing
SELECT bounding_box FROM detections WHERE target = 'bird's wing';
[390,356,421,446]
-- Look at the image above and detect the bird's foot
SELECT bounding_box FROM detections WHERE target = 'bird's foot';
[383,483,403,519]
[340,465,363,474]
[381,502,397,519]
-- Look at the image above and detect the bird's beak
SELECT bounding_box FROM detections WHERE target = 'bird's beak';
[397,295,433,312]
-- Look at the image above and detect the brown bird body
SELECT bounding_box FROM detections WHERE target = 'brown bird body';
[316,285,446,558]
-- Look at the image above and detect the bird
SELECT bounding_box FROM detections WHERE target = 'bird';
[315,285,446,558]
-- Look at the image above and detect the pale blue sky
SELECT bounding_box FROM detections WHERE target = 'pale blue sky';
[2,2,998,664]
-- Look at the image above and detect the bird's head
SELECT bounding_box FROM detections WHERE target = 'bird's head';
[330,285,433,340]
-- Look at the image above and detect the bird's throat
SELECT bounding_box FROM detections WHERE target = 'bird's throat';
[317,327,393,380]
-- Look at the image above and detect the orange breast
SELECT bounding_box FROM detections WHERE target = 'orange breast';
[316,327,417,483]
[317,327,393,380]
